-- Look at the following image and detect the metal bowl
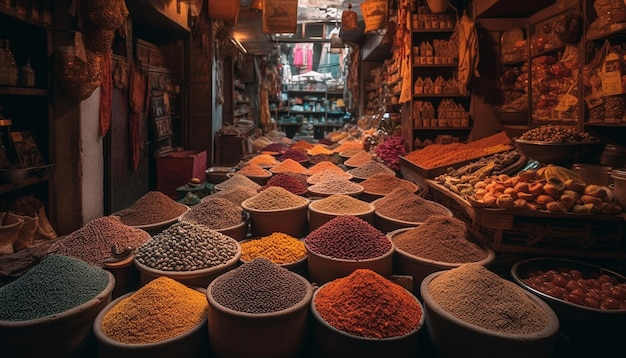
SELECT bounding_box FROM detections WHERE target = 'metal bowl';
[514,138,605,166]
[494,110,528,125]
[0,168,31,184]
[511,257,626,329]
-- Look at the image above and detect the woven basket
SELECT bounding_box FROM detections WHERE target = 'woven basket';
[53,47,102,101]
[80,0,128,30]
[84,28,115,56]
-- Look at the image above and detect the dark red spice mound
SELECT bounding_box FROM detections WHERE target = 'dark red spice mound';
[259,173,308,195]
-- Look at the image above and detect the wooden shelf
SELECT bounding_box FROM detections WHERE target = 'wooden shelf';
[413,127,472,130]
[413,63,458,68]
[412,28,455,33]
[0,174,50,195]
[0,87,48,96]
[413,94,466,98]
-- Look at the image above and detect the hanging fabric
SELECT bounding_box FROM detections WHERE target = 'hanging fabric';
[99,50,112,137]
[128,62,147,170]
[361,0,388,33]
[293,43,304,68]
[452,13,480,96]
[398,0,413,104]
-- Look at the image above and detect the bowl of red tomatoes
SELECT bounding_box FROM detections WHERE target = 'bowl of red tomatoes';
[511,257,626,328]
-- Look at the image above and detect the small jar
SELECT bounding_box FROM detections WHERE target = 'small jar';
[19,57,35,87]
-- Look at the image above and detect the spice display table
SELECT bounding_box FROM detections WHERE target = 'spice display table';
[422,179,626,262]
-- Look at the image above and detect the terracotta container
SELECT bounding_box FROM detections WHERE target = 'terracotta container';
[0,271,115,357]
[241,198,310,238]
[305,240,394,285]
[206,271,313,358]
[93,288,209,358]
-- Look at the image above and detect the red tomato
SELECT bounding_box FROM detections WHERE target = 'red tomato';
[552,274,567,288]
[598,274,613,285]
[600,297,621,310]
[610,287,626,301]
[569,269,582,280]
[565,279,579,292]
[583,297,600,308]
[566,292,584,306]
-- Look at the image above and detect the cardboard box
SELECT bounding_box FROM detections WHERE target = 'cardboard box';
[157,150,207,198]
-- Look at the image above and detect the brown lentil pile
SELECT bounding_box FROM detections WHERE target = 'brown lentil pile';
[308,178,363,195]
[134,221,239,271]
[428,264,550,335]
[259,173,309,195]
[347,160,394,179]
[246,153,280,167]
[115,191,188,226]
[360,173,417,195]
[306,161,345,176]
[215,173,261,191]
[375,188,450,222]
[269,158,309,175]
[240,232,306,265]
[243,186,309,211]
[307,169,353,184]
[206,185,259,205]
[307,144,334,156]
[344,150,373,167]
[180,197,245,229]
[100,276,207,344]
[210,257,309,314]
[236,163,271,177]
[47,216,151,267]
[393,216,488,263]
[305,216,391,260]
[308,153,342,165]
[314,269,422,339]
[309,194,373,215]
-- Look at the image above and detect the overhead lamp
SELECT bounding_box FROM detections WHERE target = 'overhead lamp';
[177,0,203,17]
[330,34,345,53]
[231,37,248,54]
[249,0,263,12]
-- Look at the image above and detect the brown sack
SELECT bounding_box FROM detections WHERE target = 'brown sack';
[0,213,24,255]
[9,213,38,251]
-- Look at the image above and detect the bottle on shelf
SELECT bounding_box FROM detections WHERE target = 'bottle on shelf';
[3,39,18,86]
[19,57,35,87]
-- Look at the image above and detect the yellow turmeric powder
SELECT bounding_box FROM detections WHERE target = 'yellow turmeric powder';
[240,232,306,265]
[100,276,207,344]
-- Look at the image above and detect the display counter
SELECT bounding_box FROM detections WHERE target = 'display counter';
[422,178,626,261]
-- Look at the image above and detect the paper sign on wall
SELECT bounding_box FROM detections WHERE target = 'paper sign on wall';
[263,0,298,34]
[361,0,388,33]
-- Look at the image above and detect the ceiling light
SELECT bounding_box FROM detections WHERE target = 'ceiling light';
[250,0,263,12]
[330,34,345,53]
[231,37,248,54]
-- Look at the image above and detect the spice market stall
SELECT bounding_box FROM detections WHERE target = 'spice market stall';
[400,129,626,269]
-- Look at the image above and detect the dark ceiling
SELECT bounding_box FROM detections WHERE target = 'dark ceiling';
[232,0,558,55]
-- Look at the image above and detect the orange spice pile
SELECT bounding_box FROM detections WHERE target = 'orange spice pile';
[403,132,513,169]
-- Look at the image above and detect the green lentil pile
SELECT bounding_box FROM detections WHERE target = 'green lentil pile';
[134,221,239,271]
[243,186,309,211]
[0,255,110,321]
[180,197,245,229]
[210,257,308,314]
[309,194,373,215]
